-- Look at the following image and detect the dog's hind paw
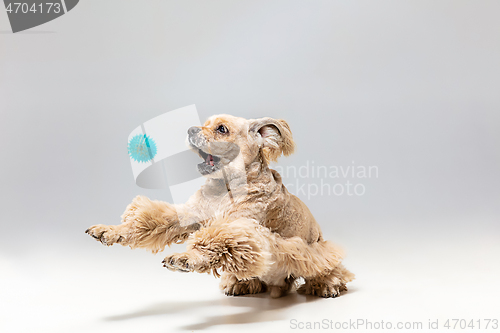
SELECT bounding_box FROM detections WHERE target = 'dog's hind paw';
[85,225,124,246]
[297,280,346,298]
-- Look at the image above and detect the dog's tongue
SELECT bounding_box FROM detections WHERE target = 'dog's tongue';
[206,154,214,166]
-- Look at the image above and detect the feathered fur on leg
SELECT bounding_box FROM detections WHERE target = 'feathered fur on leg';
[86,195,200,253]
[163,218,273,280]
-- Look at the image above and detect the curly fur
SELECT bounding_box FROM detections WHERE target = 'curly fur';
[86,114,354,298]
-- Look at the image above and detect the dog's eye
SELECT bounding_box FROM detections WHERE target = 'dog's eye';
[216,125,228,134]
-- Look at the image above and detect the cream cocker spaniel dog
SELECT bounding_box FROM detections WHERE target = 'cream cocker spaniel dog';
[86,115,354,298]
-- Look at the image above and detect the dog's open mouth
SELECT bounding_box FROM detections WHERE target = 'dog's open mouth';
[188,138,241,176]
[197,149,222,175]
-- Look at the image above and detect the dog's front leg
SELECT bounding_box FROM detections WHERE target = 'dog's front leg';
[162,219,272,280]
[86,195,201,253]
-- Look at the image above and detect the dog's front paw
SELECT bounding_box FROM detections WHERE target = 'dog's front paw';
[162,253,193,272]
[85,224,125,246]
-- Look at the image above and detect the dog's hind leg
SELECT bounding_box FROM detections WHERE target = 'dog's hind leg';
[85,195,201,253]
[163,218,273,280]
[268,235,353,298]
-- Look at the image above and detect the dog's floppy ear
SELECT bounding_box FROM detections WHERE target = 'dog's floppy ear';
[249,117,296,162]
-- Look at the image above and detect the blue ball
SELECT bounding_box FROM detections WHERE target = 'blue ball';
[128,134,157,163]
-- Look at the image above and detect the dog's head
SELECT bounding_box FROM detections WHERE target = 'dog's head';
[187,114,295,178]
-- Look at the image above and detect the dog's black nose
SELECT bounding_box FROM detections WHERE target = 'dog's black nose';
[188,127,201,136]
